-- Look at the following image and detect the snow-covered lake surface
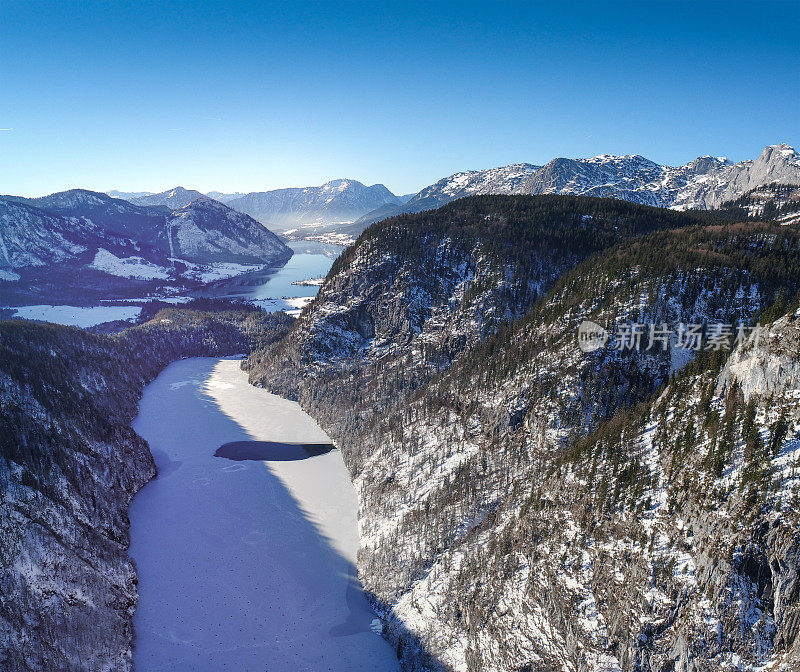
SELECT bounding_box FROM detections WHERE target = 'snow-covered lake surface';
[7,304,141,327]
[129,357,398,671]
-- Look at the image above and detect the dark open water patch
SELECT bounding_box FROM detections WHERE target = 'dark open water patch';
[214,440,335,462]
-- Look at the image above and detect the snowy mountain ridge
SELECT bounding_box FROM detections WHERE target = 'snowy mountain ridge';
[226,178,403,234]
[103,144,800,239]
[158,196,291,264]
[0,190,291,271]
[355,144,800,227]
[130,186,206,210]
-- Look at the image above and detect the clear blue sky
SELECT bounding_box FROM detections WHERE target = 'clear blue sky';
[1,0,798,197]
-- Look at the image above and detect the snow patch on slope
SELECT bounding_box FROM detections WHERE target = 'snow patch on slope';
[9,304,141,327]
[90,248,171,280]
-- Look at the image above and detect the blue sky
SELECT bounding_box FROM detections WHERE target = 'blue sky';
[1,0,798,196]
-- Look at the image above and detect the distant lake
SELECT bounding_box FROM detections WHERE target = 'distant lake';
[194,240,343,303]
[2,240,344,325]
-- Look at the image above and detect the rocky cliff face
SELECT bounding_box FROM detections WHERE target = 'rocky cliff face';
[247,196,800,671]
[714,145,800,207]
[722,315,800,400]
[0,307,291,672]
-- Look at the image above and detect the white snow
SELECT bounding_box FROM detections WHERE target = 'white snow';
[0,268,20,281]
[252,296,313,316]
[129,358,399,671]
[302,232,356,246]
[176,259,267,283]
[0,232,13,266]
[291,277,325,287]
[8,304,141,327]
[90,248,170,280]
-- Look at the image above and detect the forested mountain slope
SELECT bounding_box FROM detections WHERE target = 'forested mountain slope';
[247,196,723,455]
[2,189,168,241]
[0,306,291,672]
[0,198,92,270]
[719,182,800,225]
[246,195,800,671]
[251,195,705,389]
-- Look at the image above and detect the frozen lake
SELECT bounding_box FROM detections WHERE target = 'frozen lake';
[5,303,141,327]
[129,358,399,671]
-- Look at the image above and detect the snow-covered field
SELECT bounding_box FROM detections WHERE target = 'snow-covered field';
[90,249,171,280]
[129,358,398,671]
[7,304,141,327]
[251,296,313,316]
[178,260,268,283]
[291,277,326,287]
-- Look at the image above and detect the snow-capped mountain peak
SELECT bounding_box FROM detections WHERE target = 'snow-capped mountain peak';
[411,162,539,202]
[224,179,402,233]
[130,186,206,210]
[355,144,800,227]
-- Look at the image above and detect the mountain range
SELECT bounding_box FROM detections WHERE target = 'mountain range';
[4,142,798,303]
[105,180,412,240]
[99,144,799,242]
[4,187,800,670]
[224,179,408,235]
[0,190,291,303]
[352,143,800,228]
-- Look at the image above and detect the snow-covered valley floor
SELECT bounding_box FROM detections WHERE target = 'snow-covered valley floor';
[7,304,142,327]
[129,358,399,671]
